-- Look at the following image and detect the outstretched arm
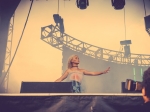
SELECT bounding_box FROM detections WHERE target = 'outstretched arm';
[55,69,69,82]
[83,67,110,76]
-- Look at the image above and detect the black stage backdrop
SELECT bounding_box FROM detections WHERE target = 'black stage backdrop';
[0,95,143,112]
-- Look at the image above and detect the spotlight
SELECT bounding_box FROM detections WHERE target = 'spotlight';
[76,0,89,10]
[53,14,65,34]
[53,14,61,25]
[144,15,150,35]
[111,0,125,10]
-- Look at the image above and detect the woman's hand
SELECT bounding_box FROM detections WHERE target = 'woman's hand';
[103,67,110,74]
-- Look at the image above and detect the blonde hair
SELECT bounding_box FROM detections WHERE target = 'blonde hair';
[67,54,78,69]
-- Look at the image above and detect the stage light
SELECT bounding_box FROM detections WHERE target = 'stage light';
[144,15,150,35]
[111,0,125,10]
[53,14,61,25]
[53,14,65,34]
[120,40,132,58]
[76,0,89,10]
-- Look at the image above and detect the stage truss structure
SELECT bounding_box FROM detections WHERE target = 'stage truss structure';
[41,24,150,67]
[0,14,15,92]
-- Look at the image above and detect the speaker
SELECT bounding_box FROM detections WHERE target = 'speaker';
[144,15,150,35]
[144,15,150,30]
[121,82,141,93]
[20,82,73,93]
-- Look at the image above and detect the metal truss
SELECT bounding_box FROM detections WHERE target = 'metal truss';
[41,24,150,66]
[1,14,15,92]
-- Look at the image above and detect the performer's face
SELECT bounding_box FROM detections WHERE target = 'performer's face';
[71,56,79,64]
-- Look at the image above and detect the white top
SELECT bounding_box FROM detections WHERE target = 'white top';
[67,70,84,83]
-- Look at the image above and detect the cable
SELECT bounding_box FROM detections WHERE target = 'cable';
[0,0,34,86]
[143,0,147,16]
[57,0,59,14]
[64,0,65,8]
[124,7,126,40]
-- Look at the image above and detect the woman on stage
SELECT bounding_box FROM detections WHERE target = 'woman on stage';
[55,54,110,93]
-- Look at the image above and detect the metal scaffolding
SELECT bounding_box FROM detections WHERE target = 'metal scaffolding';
[41,24,150,66]
[1,14,15,92]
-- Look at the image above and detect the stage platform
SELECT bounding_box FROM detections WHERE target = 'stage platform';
[0,93,143,112]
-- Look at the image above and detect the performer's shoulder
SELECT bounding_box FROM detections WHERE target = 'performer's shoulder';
[79,68,85,72]
[66,69,71,72]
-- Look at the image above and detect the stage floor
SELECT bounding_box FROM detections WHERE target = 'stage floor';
[0,93,143,112]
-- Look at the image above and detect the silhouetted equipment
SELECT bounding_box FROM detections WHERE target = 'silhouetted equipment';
[120,40,132,57]
[76,0,89,9]
[53,14,65,34]
[124,45,130,57]
[59,18,65,34]
[111,0,125,10]
[144,15,150,35]
[125,79,142,91]
[0,0,21,78]
[20,82,73,93]
[121,82,141,93]
[53,14,61,25]
[120,40,131,45]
